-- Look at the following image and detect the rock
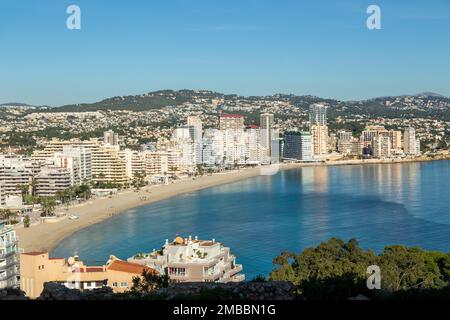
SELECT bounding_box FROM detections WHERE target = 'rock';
[0,288,29,300]
[347,294,370,300]
[33,281,296,300]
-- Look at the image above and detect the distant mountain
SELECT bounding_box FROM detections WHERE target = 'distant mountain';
[369,92,446,100]
[51,90,224,113]
[415,92,445,98]
[27,89,449,114]
[0,102,32,107]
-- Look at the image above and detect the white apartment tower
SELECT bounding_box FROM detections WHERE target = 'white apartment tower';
[0,223,20,289]
[187,116,203,164]
[202,129,225,166]
[404,127,420,156]
[309,103,327,126]
[104,130,119,146]
[373,135,392,158]
[260,113,275,159]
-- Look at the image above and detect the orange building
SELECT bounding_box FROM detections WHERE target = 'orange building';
[20,252,156,299]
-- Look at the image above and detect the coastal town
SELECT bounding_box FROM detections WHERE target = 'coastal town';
[1,92,450,297]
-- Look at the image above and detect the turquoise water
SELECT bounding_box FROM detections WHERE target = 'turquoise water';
[52,161,450,279]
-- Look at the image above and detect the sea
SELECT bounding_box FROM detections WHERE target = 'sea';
[52,160,450,279]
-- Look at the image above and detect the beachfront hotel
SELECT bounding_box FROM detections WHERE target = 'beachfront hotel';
[19,252,156,298]
[128,236,245,283]
[0,222,20,289]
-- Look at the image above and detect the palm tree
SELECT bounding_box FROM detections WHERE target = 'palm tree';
[39,197,56,217]
[23,215,31,228]
[16,184,30,203]
[56,190,66,204]
[30,178,38,197]
[132,171,145,191]
[0,209,14,224]
[77,184,91,200]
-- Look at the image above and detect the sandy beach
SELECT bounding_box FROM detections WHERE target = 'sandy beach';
[14,155,450,254]
[15,165,273,253]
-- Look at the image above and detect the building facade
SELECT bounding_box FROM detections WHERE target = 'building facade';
[219,114,245,131]
[311,125,329,156]
[404,127,420,156]
[283,131,313,161]
[309,103,327,126]
[20,252,155,299]
[0,223,20,289]
[128,236,244,283]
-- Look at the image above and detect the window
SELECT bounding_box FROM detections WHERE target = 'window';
[120,282,128,287]
[169,267,186,276]
[112,282,118,287]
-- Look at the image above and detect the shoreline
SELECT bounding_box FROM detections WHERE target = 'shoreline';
[14,155,450,254]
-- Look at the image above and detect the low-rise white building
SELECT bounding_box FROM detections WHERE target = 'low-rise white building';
[128,236,244,283]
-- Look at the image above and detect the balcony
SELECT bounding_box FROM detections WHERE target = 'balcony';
[0,239,18,249]
[0,251,17,259]
[222,264,243,281]
[203,272,222,281]
[168,274,189,281]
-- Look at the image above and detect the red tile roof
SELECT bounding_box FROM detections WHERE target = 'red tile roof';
[220,113,244,118]
[22,252,46,256]
[107,260,157,275]
[86,267,105,273]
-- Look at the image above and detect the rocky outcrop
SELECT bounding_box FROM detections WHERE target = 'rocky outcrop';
[158,281,297,300]
[38,282,115,300]
[0,288,29,300]
[34,281,296,300]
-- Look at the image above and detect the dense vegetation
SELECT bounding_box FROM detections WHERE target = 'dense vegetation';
[269,238,450,300]
[46,90,223,112]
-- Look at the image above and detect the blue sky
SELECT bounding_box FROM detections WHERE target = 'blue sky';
[0,0,449,106]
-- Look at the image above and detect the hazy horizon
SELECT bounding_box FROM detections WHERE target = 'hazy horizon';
[1,88,448,108]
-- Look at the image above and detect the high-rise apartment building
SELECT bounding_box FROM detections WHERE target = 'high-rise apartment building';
[144,150,180,176]
[35,166,71,197]
[372,135,392,158]
[0,156,35,199]
[202,129,224,166]
[104,130,119,146]
[121,149,145,180]
[0,223,20,289]
[389,131,403,151]
[283,131,313,161]
[309,103,327,126]
[337,131,354,155]
[172,127,196,172]
[62,146,92,183]
[219,114,245,131]
[187,116,203,164]
[403,127,420,155]
[260,113,275,159]
[91,145,128,185]
[311,125,329,156]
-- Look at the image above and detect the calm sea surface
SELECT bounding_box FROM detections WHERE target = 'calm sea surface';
[52,161,450,279]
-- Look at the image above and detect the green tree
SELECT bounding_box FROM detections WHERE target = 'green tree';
[0,209,14,224]
[130,269,170,294]
[269,238,450,300]
[23,215,31,228]
[39,197,57,217]
[131,172,145,191]
[16,184,30,203]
